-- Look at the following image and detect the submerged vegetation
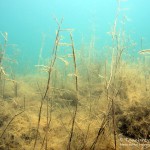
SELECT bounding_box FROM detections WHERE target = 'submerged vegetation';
[0,1,150,150]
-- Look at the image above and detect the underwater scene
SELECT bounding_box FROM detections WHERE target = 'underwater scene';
[0,0,150,149]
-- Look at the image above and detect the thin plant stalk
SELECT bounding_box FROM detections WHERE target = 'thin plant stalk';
[67,32,79,150]
[33,18,63,150]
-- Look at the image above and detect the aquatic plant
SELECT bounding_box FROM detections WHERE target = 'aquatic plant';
[0,32,18,99]
[34,17,79,150]
[139,49,150,54]
[33,18,63,150]
[0,32,8,98]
